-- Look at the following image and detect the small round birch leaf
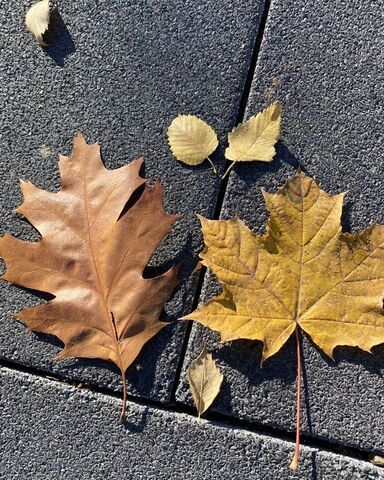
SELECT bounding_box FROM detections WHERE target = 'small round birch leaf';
[25,0,51,47]
[188,346,224,419]
[225,100,282,162]
[167,115,219,165]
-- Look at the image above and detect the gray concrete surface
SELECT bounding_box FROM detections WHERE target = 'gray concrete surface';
[0,0,265,400]
[176,0,384,455]
[2,366,383,480]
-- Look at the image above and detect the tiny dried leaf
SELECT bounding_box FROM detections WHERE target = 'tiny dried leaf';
[25,0,51,46]
[188,346,223,419]
[167,115,219,165]
[370,455,384,467]
[184,173,384,362]
[225,101,281,162]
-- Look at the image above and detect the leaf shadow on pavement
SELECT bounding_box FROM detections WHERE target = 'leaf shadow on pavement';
[121,406,150,434]
[305,333,384,377]
[44,8,76,67]
[232,141,300,187]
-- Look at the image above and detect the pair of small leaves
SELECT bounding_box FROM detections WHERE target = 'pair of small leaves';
[167,101,282,178]
[26,0,51,46]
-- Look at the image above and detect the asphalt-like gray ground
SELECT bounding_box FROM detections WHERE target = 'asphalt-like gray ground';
[1,0,383,479]
[2,367,383,480]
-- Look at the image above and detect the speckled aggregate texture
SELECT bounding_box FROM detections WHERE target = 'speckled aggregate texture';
[1,367,383,480]
[0,0,265,400]
[176,0,384,455]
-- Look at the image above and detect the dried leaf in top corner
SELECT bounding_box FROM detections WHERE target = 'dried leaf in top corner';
[25,0,51,46]
[225,101,281,163]
[188,346,223,420]
[167,115,219,166]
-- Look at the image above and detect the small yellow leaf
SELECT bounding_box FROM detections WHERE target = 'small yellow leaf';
[225,101,282,162]
[167,115,219,165]
[188,346,223,419]
[25,0,51,47]
[184,174,384,361]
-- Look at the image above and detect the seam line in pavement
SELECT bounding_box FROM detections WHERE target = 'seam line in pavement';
[169,0,274,405]
[1,352,379,467]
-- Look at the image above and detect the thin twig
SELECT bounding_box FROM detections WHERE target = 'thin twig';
[221,161,235,179]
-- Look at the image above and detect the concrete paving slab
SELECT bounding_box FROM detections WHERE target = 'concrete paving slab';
[1,366,383,480]
[176,0,384,454]
[0,0,266,400]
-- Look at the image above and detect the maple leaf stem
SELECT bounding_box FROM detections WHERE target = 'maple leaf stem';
[290,325,302,471]
[119,367,127,422]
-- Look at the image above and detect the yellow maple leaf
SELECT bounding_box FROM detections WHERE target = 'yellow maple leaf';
[183,172,384,469]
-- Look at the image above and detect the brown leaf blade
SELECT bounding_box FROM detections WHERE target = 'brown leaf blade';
[183,173,384,360]
[188,346,223,419]
[0,133,181,418]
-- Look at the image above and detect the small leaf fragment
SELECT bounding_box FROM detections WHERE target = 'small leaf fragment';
[370,455,384,467]
[188,346,223,419]
[167,115,219,165]
[225,101,282,162]
[25,0,51,46]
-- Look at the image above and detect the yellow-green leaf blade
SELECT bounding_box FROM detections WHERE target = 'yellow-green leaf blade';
[225,101,281,162]
[187,346,223,418]
[183,173,384,362]
[167,115,218,165]
[299,224,384,357]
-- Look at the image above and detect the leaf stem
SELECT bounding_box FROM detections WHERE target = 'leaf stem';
[221,161,235,179]
[206,156,217,174]
[119,367,127,422]
[290,326,302,471]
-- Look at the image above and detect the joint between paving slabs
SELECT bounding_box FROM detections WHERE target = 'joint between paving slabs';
[1,357,379,469]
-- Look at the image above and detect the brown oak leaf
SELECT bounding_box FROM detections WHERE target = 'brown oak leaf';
[0,133,181,419]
